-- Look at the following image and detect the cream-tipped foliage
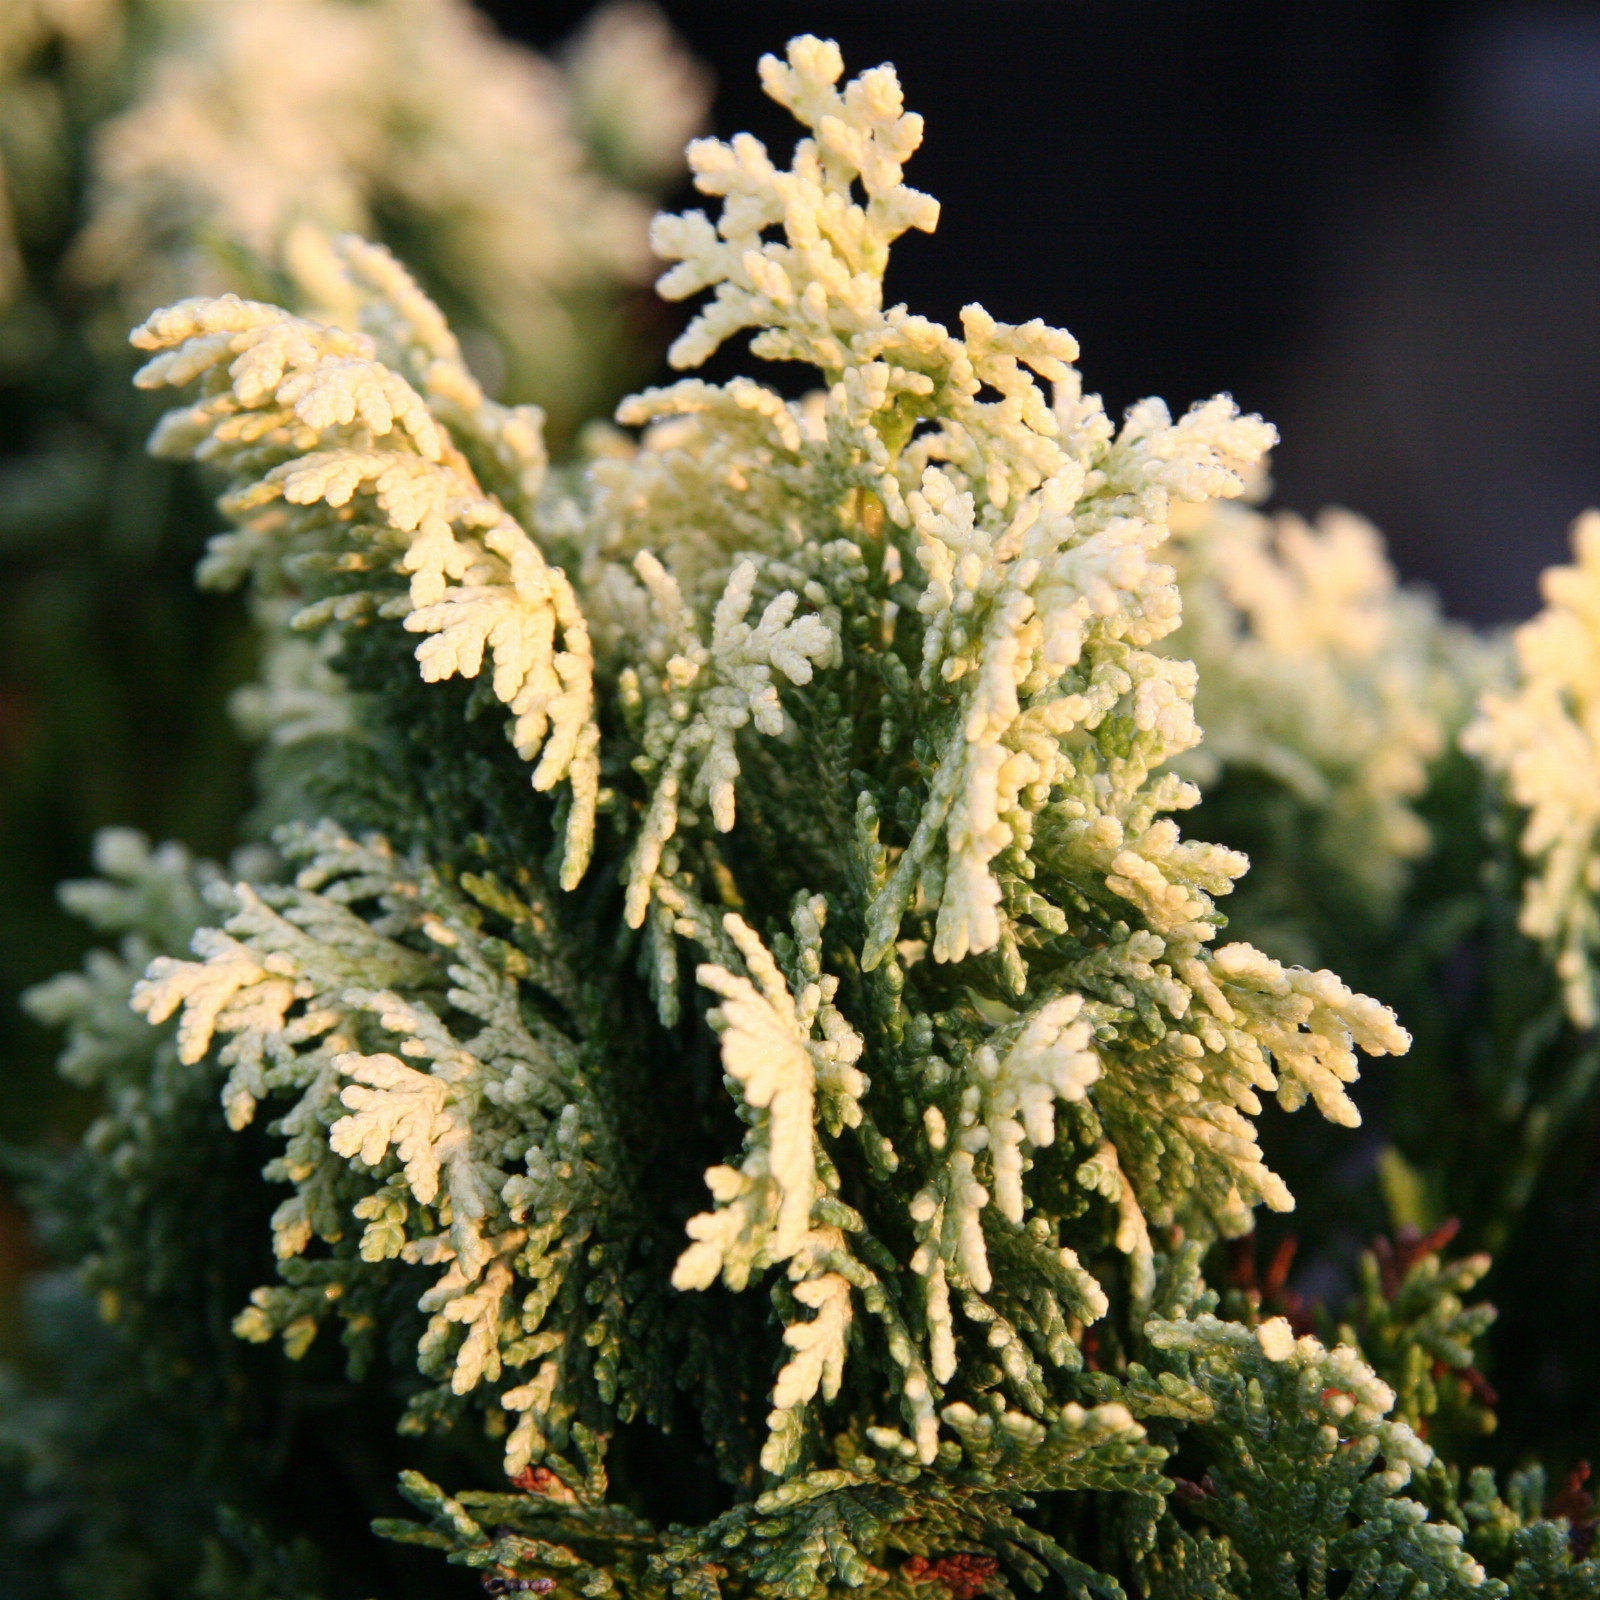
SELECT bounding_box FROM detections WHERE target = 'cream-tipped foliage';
[25,27,1600,1600]
[1466,511,1600,1029]
[130,821,638,1475]
[108,50,1418,1525]
[130,239,602,886]
[124,38,1418,1493]
[673,905,864,1292]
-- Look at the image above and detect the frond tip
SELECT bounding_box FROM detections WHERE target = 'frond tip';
[129,249,600,887]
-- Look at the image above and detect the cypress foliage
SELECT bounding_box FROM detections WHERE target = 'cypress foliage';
[11,32,1600,1600]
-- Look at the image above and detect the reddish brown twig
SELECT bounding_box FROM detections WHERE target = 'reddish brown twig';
[903,1553,1001,1599]
[509,1465,578,1504]
[1227,1232,1315,1334]
[1371,1219,1460,1300]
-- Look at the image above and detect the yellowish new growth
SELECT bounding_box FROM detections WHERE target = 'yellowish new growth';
[677,918,819,1282]
[328,1051,464,1207]
[673,911,866,1294]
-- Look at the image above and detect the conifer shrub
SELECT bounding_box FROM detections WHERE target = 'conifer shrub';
[12,32,1600,1600]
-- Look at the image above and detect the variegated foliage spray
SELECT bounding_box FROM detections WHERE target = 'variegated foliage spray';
[30,33,1598,1600]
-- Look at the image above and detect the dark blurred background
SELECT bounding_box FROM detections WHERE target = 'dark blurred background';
[496,0,1600,629]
